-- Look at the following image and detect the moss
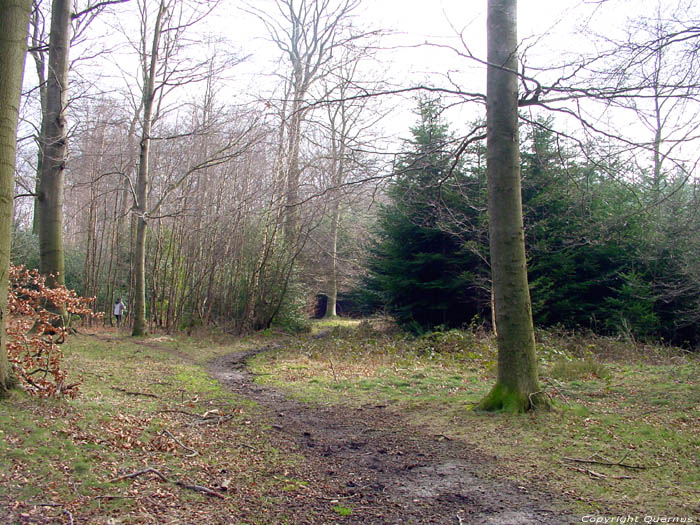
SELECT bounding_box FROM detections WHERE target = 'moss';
[475,382,551,413]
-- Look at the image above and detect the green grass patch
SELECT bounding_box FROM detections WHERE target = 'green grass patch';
[548,358,610,381]
[332,504,353,516]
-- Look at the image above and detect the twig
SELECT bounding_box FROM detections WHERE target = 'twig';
[568,466,633,480]
[110,467,169,483]
[111,387,159,398]
[28,503,73,525]
[109,467,225,499]
[174,480,226,498]
[157,408,234,426]
[328,358,339,383]
[161,429,198,457]
[157,408,204,418]
[563,454,646,470]
[194,415,234,426]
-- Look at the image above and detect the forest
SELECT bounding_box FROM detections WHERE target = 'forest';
[0,0,699,522]
[5,0,700,343]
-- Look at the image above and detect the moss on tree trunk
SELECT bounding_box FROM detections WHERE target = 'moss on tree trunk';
[478,0,550,412]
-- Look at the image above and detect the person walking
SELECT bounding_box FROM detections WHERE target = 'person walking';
[113,298,126,328]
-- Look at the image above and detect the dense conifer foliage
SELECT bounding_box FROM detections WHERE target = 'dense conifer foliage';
[360,108,700,347]
[360,99,489,332]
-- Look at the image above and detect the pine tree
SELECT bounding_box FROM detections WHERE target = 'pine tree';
[362,98,488,332]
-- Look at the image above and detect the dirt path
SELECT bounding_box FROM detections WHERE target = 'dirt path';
[208,345,571,524]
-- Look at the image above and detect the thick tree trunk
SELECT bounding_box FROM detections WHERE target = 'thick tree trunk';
[131,94,153,336]
[132,212,148,335]
[37,0,71,288]
[478,0,547,412]
[0,0,31,395]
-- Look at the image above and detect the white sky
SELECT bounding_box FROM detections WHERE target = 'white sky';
[198,0,630,136]
[21,0,698,169]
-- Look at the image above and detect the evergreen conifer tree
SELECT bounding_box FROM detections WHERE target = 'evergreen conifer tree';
[362,98,488,331]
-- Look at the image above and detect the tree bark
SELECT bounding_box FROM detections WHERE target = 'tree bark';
[29,4,48,236]
[325,198,339,318]
[0,0,31,395]
[324,128,346,319]
[132,0,166,336]
[37,0,71,288]
[478,0,547,412]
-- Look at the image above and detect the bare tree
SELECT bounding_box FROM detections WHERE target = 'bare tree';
[251,0,364,241]
[317,48,383,317]
[477,0,546,412]
[29,0,130,291]
[122,0,256,335]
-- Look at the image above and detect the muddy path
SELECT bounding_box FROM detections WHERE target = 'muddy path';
[208,345,571,524]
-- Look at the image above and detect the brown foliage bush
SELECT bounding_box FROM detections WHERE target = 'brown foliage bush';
[6,265,101,397]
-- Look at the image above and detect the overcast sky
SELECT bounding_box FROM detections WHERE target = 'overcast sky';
[195,0,611,138]
[22,0,698,164]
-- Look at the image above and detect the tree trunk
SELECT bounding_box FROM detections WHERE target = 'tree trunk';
[284,98,303,242]
[0,0,31,395]
[29,4,47,236]
[132,0,166,336]
[37,0,71,288]
[478,0,547,412]
[325,199,339,318]
[324,133,344,319]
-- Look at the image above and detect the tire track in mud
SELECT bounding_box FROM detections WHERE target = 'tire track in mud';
[208,345,571,524]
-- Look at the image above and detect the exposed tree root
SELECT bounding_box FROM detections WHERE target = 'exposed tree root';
[0,374,18,399]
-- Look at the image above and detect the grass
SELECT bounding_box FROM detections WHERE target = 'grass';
[248,319,700,518]
[2,320,698,521]
[0,328,324,524]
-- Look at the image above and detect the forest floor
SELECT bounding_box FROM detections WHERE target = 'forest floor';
[0,319,698,524]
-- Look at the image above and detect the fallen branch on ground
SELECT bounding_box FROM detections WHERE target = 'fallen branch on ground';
[111,387,159,398]
[161,429,199,457]
[109,467,225,499]
[563,453,646,470]
[157,408,232,425]
[567,466,634,480]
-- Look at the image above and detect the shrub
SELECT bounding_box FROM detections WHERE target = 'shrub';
[6,265,101,397]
